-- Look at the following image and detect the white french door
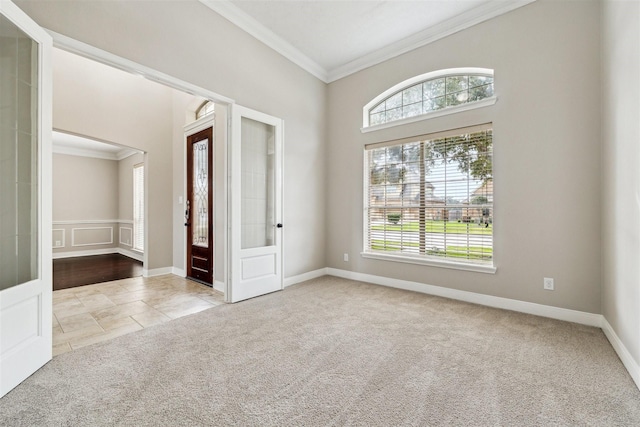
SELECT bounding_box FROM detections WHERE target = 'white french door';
[0,1,53,397]
[228,105,283,303]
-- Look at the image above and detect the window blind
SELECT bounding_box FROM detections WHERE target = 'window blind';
[364,124,493,265]
[133,163,144,252]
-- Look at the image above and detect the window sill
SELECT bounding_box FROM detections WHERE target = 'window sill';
[361,251,497,274]
[361,96,497,134]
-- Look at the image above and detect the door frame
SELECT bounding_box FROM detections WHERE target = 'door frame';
[227,105,284,303]
[0,0,53,397]
[183,116,215,286]
[49,31,235,297]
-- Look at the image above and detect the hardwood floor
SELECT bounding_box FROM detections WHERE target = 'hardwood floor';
[53,254,143,291]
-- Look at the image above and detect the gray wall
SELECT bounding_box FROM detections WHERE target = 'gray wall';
[118,152,143,223]
[49,47,174,270]
[52,152,144,256]
[53,153,118,221]
[326,0,602,313]
[601,0,640,370]
[16,0,327,278]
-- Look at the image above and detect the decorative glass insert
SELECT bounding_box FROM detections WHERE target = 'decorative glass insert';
[368,73,494,127]
[364,125,493,266]
[192,139,209,247]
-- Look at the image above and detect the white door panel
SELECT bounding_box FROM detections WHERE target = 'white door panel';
[228,105,283,303]
[0,0,53,398]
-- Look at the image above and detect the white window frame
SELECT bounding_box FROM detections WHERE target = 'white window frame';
[362,67,497,133]
[133,163,144,252]
[362,124,496,274]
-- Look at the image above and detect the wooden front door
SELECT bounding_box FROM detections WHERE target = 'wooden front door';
[186,127,213,285]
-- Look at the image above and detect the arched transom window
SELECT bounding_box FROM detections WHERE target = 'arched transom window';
[196,100,215,120]
[363,68,495,129]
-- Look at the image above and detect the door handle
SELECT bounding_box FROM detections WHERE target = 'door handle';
[276,223,283,228]
[184,200,190,226]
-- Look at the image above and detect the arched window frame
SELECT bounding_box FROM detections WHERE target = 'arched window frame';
[195,100,215,120]
[362,67,496,132]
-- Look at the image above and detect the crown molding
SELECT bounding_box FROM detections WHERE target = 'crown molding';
[200,0,535,84]
[53,144,138,161]
[328,0,536,82]
[199,0,329,82]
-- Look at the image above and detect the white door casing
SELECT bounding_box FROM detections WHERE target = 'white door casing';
[228,105,283,303]
[0,1,53,398]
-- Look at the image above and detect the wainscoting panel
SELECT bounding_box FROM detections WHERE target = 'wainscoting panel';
[71,227,113,247]
[52,229,65,249]
[119,227,133,247]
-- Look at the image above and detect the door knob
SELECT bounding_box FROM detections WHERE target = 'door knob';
[276,223,283,228]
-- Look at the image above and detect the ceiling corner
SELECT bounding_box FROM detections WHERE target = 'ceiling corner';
[199,0,330,83]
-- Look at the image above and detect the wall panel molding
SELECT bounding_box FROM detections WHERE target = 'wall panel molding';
[71,227,113,247]
[52,229,65,248]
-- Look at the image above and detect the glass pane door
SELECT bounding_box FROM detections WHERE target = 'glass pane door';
[192,138,209,248]
[0,13,38,290]
[240,117,275,249]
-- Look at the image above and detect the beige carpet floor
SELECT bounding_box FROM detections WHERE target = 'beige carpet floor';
[1,276,639,426]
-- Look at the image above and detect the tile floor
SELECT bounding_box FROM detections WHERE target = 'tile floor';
[52,275,224,356]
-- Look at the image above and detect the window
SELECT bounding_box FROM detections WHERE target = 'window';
[196,100,215,120]
[363,124,494,272]
[363,68,495,130]
[133,163,144,252]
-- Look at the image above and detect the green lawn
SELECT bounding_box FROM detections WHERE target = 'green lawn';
[372,220,492,235]
[371,241,492,260]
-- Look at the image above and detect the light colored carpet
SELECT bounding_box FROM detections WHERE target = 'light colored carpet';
[1,276,639,426]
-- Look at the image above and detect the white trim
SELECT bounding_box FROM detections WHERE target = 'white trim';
[326,268,602,327]
[52,248,118,259]
[53,219,121,225]
[71,227,114,247]
[172,267,186,277]
[283,268,329,288]
[213,280,225,293]
[48,30,235,106]
[328,1,535,82]
[52,229,65,249]
[198,0,328,83]
[119,227,133,247]
[361,252,496,274]
[143,267,174,278]
[117,247,143,262]
[199,0,533,83]
[361,96,497,133]
[52,144,138,161]
[601,318,640,391]
[184,115,215,135]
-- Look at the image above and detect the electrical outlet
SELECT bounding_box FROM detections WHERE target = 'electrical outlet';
[343,253,349,262]
[544,277,554,291]
[55,240,61,247]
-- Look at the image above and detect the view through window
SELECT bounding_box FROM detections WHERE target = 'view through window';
[364,125,493,266]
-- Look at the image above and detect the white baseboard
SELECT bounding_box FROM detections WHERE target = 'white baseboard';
[171,267,186,277]
[284,268,329,288]
[213,280,225,293]
[326,268,602,327]
[53,247,144,263]
[143,267,174,277]
[116,247,144,262]
[601,318,640,391]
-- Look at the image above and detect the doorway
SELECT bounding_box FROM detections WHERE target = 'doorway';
[185,125,214,286]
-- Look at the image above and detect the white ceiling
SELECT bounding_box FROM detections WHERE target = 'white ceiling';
[52,131,140,161]
[201,0,535,82]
